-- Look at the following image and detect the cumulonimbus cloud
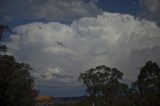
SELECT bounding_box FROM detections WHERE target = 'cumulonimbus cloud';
[8,12,160,86]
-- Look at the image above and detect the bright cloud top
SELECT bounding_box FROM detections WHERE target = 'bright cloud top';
[8,12,160,86]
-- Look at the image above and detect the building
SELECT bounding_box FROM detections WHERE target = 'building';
[35,96,54,106]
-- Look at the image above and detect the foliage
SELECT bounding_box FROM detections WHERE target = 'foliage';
[0,24,11,41]
[0,24,10,53]
[136,60,160,106]
[79,61,160,106]
[0,55,38,106]
[79,65,128,106]
[0,25,38,106]
[0,45,8,53]
[138,61,160,94]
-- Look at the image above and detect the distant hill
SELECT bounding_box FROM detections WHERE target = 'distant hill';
[54,96,85,105]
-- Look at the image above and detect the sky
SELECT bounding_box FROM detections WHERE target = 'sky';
[0,0,160,97]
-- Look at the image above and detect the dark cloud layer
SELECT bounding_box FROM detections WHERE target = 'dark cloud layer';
[0,0,102,23]
[138,0,160,25]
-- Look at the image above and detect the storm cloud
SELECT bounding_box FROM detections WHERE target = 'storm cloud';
[7,12,160,87]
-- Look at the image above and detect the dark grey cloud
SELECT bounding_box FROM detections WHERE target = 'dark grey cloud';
[0,0,102,23]
[138,0,160,25]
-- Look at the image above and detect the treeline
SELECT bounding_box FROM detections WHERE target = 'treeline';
[78,61,160,106]
[1,24,160,106]
[0,24,38,106]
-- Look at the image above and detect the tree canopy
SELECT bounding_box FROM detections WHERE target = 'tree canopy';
[135,61,160,106]
[79,65,128,106]
[0,53,39,106]
[138,61,160,94]
[0,54,38,106]
[0,24,38,106]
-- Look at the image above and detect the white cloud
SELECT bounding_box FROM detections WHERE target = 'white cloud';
[8,12,160,87]
[42,46,76,55]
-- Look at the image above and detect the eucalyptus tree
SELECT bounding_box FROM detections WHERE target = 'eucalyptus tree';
[0,24,11,52]
[0,24,38,106]
[79,65,128,106]
[137,61,160,106]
